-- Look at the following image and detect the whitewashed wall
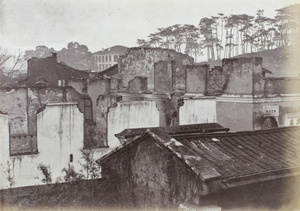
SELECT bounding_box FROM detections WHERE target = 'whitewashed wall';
[0,103,84,189]
[179,98,217,125]
[37,102,84,182]
[107,101,160,148]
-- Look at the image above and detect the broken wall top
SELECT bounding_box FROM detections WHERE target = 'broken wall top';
[118,47,194,91]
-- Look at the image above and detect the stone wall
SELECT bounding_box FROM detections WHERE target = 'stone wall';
[0,88,28,135]
[69,78,110,121]
[207,66,223,95]
[93,95,121,147]
[221,57,264,95]
[172,60,186,92]
[154,61,173,94]
[128,76,148,93]
[185,65,209,93]
[119,48,193,91]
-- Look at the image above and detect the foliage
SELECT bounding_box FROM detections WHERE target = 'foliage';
[37,163,52,184]
[4,161,15,188]
[80,148,101,179]
[58,41,95,71]
[0,47,25,86]
[136,4,300,61]
[275,4,300,46]
[61,163,84,182]
[24,45,56,59]
[24,41,95,71]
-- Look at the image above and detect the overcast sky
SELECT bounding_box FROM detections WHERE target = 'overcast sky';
[1,0,299,54]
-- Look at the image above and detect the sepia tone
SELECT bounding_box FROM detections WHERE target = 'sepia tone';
[1,1,300,210]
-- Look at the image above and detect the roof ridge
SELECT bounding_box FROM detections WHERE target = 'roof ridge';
[174,126,300,139]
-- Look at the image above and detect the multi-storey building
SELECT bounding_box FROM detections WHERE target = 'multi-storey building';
[93,45,128,72]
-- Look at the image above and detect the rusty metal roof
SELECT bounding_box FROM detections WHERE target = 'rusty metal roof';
[98,126,300,191]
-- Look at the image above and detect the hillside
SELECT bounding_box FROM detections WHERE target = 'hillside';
[199,46,300,78]
[234,47,299,77]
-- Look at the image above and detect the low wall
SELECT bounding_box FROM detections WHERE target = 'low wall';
[0,179,118,209]
[265,77,300,95]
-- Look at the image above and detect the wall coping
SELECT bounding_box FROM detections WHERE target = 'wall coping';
[46,102,78,106]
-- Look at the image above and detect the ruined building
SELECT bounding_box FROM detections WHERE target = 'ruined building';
[1,47,300,189]
[77,47,300,148]
[0,55,100,189]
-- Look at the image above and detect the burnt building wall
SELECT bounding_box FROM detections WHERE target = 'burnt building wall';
[128,76,148,93]
[69,78,110,121]
[94,93,176,148]
[154,61,173,94]
[0,88,28,135]
[27,55,88,87]
[207,66,223,95]
[119,48,193,91]
[221,57,264,95]
[185,65,209,93]
[172,60,186,92]
[27,87,84,135]
[93,95,120,147]
[0,86,84,155]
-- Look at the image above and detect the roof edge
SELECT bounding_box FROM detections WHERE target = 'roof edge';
[97,129,222,182]
[222,167,300,189]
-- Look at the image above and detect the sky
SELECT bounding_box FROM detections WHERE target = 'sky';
[1,0,300,54]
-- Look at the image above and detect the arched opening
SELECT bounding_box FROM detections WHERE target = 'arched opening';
[262,117,278,129]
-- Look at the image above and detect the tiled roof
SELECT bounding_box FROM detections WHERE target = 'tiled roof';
[171,127,300,181]
[98,126,300,190]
